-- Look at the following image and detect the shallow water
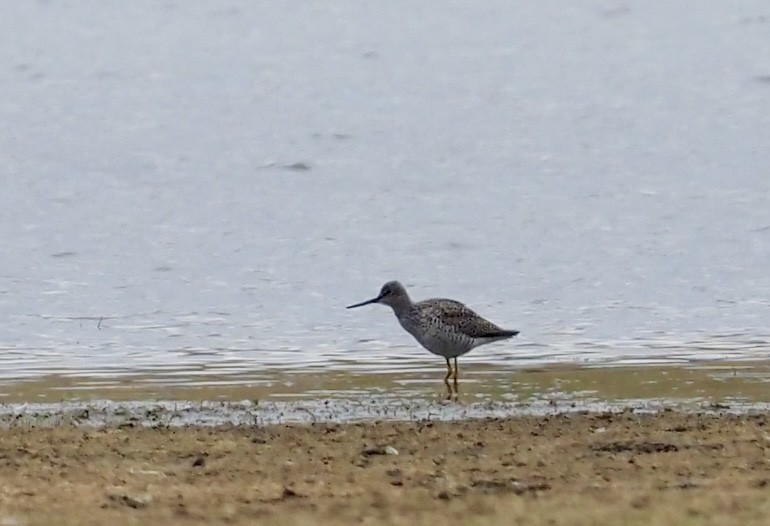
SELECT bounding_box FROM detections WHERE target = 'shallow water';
[2,361,768,411]
[2,1,770,386]
[3,378,769,428]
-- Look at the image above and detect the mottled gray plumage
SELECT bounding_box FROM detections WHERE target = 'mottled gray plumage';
[347,281,518,399]
[398,297,517,355]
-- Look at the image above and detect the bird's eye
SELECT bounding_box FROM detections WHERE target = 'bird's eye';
[381,287,391,296]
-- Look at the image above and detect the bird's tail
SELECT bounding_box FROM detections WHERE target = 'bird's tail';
[490,329,519,338]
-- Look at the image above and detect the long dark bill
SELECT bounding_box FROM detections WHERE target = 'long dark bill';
[346,296,381,309]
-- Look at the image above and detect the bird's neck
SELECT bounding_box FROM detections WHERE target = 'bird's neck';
[389,296,414,317]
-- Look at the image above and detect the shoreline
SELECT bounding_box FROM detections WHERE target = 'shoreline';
[1,397,770,429]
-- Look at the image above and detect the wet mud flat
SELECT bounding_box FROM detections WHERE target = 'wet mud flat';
[0,410,768,525]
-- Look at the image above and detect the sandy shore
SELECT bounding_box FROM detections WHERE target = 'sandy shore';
[0,410,767,525]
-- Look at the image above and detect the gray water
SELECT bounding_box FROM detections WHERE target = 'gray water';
[2,1,770,383]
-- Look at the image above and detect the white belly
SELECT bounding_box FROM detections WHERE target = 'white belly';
[400,320,474,359]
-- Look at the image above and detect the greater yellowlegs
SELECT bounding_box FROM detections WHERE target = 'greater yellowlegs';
[347,281,518,399]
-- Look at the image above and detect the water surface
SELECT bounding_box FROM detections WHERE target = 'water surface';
[1,1,769,386]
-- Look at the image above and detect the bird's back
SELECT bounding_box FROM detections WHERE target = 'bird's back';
[394,298,517,358]
[417,298,517,339]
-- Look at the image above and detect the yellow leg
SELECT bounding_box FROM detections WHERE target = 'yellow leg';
[452,357,459,399]
[443,358,453,400]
